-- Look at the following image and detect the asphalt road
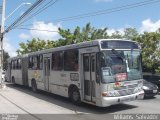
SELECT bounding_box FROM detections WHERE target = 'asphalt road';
[0,83,160,120]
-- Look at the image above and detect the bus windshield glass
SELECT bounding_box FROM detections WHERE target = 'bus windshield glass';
[99,50,142,83]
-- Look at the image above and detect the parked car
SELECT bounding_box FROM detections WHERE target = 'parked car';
[143,74,160,90]
[143,80,158,98]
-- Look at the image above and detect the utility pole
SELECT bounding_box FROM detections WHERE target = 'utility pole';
[0,0,43,86]
[0,0,5,86]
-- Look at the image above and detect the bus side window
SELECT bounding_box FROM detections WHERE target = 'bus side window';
[18,59,21,69]
[84,56,89,72]
[52,53,55,70]
[11,61,13,70]
[96,53,101,83]
[13,60,15,69]
[36,55,43,70]
[52,52,63,71]
[40,55,43,69]
[28,57,34,69]
[16,59,18,69]
[15,60,17,69]
[33,56,38,70]
[64,49,79,71]
[91,56,95,72]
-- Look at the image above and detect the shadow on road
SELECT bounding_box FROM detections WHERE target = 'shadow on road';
[143,96,157,100]
[5,83,138,114]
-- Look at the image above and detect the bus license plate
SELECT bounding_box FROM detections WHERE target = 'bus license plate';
[153,90,157,93]
[121,97,135,102]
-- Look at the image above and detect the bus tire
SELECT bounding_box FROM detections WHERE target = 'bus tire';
[31,80,37,93]
[71,87,81,105]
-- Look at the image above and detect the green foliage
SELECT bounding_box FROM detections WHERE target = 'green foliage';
[58,23,109,45]
[16,23,160,73]
[124,28,139,40]
[17,23,110,55]
[110,31,123,39]
[17,38,56,55]
[134,32,160,73]
[109,27,139,39]
[3,51,10,70]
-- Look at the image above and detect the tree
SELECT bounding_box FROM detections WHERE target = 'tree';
[17,38,56,55]
[91,28,108,40]
[110,31,123,39]
[51,23,109,47]
[16,25,141,57]
[58,28,75,45]
[123,28,139,40]
[134,32,160,73]
[58,23,109,45]
[109,27,139,39]
[3,51,10,70]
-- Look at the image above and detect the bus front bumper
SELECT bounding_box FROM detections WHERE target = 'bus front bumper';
[101,91,144,107]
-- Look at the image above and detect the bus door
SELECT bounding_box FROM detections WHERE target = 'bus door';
[44,55,51,91]
[83,53,96,103]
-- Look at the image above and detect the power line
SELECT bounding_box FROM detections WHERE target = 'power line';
[21,0,160,27]
[48,0,160,22]
[14,0,59,29]
[5,0,45,33]
[17,27,59,32]
[13,0,160,33]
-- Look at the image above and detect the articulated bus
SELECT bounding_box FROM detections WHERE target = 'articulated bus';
[7,39,144,107]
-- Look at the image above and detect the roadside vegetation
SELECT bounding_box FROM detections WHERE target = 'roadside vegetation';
[14,23,160,73]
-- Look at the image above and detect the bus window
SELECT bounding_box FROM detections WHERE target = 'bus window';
[11,61,13,70]
[91,56,95,72]
[12,60,15,69]
[18,59,21,69]
[37,56,40,69]
[16,59,18,69]
[14,60,17,69]
[52,52,63,71]
[28,55,43,70]
[33,56,38,69]
[29,57,33,69]
[84,56,89,71]
[64,50,78,71]
[40,55,43,69]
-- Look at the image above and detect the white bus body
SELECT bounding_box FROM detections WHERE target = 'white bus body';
[7,39,144,107]
[8,55,28,86]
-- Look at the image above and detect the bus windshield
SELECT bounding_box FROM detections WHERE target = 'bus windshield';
[99,50,142,83]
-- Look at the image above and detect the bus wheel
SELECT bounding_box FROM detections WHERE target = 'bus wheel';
[71,87,81,105]
[32,80,37,92]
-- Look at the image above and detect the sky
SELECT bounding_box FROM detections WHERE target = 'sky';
[1,0,160,57]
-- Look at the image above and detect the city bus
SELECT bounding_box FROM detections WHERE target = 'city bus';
[7,55,28,86]
[7,39,144,107]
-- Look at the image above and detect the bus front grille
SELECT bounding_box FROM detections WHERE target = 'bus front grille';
[116,84,138,96]
[118,89,135,96]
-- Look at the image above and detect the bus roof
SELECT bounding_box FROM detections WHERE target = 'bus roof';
[9,39,138,58]
[8,54,28,62]
[28,39,136,56]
